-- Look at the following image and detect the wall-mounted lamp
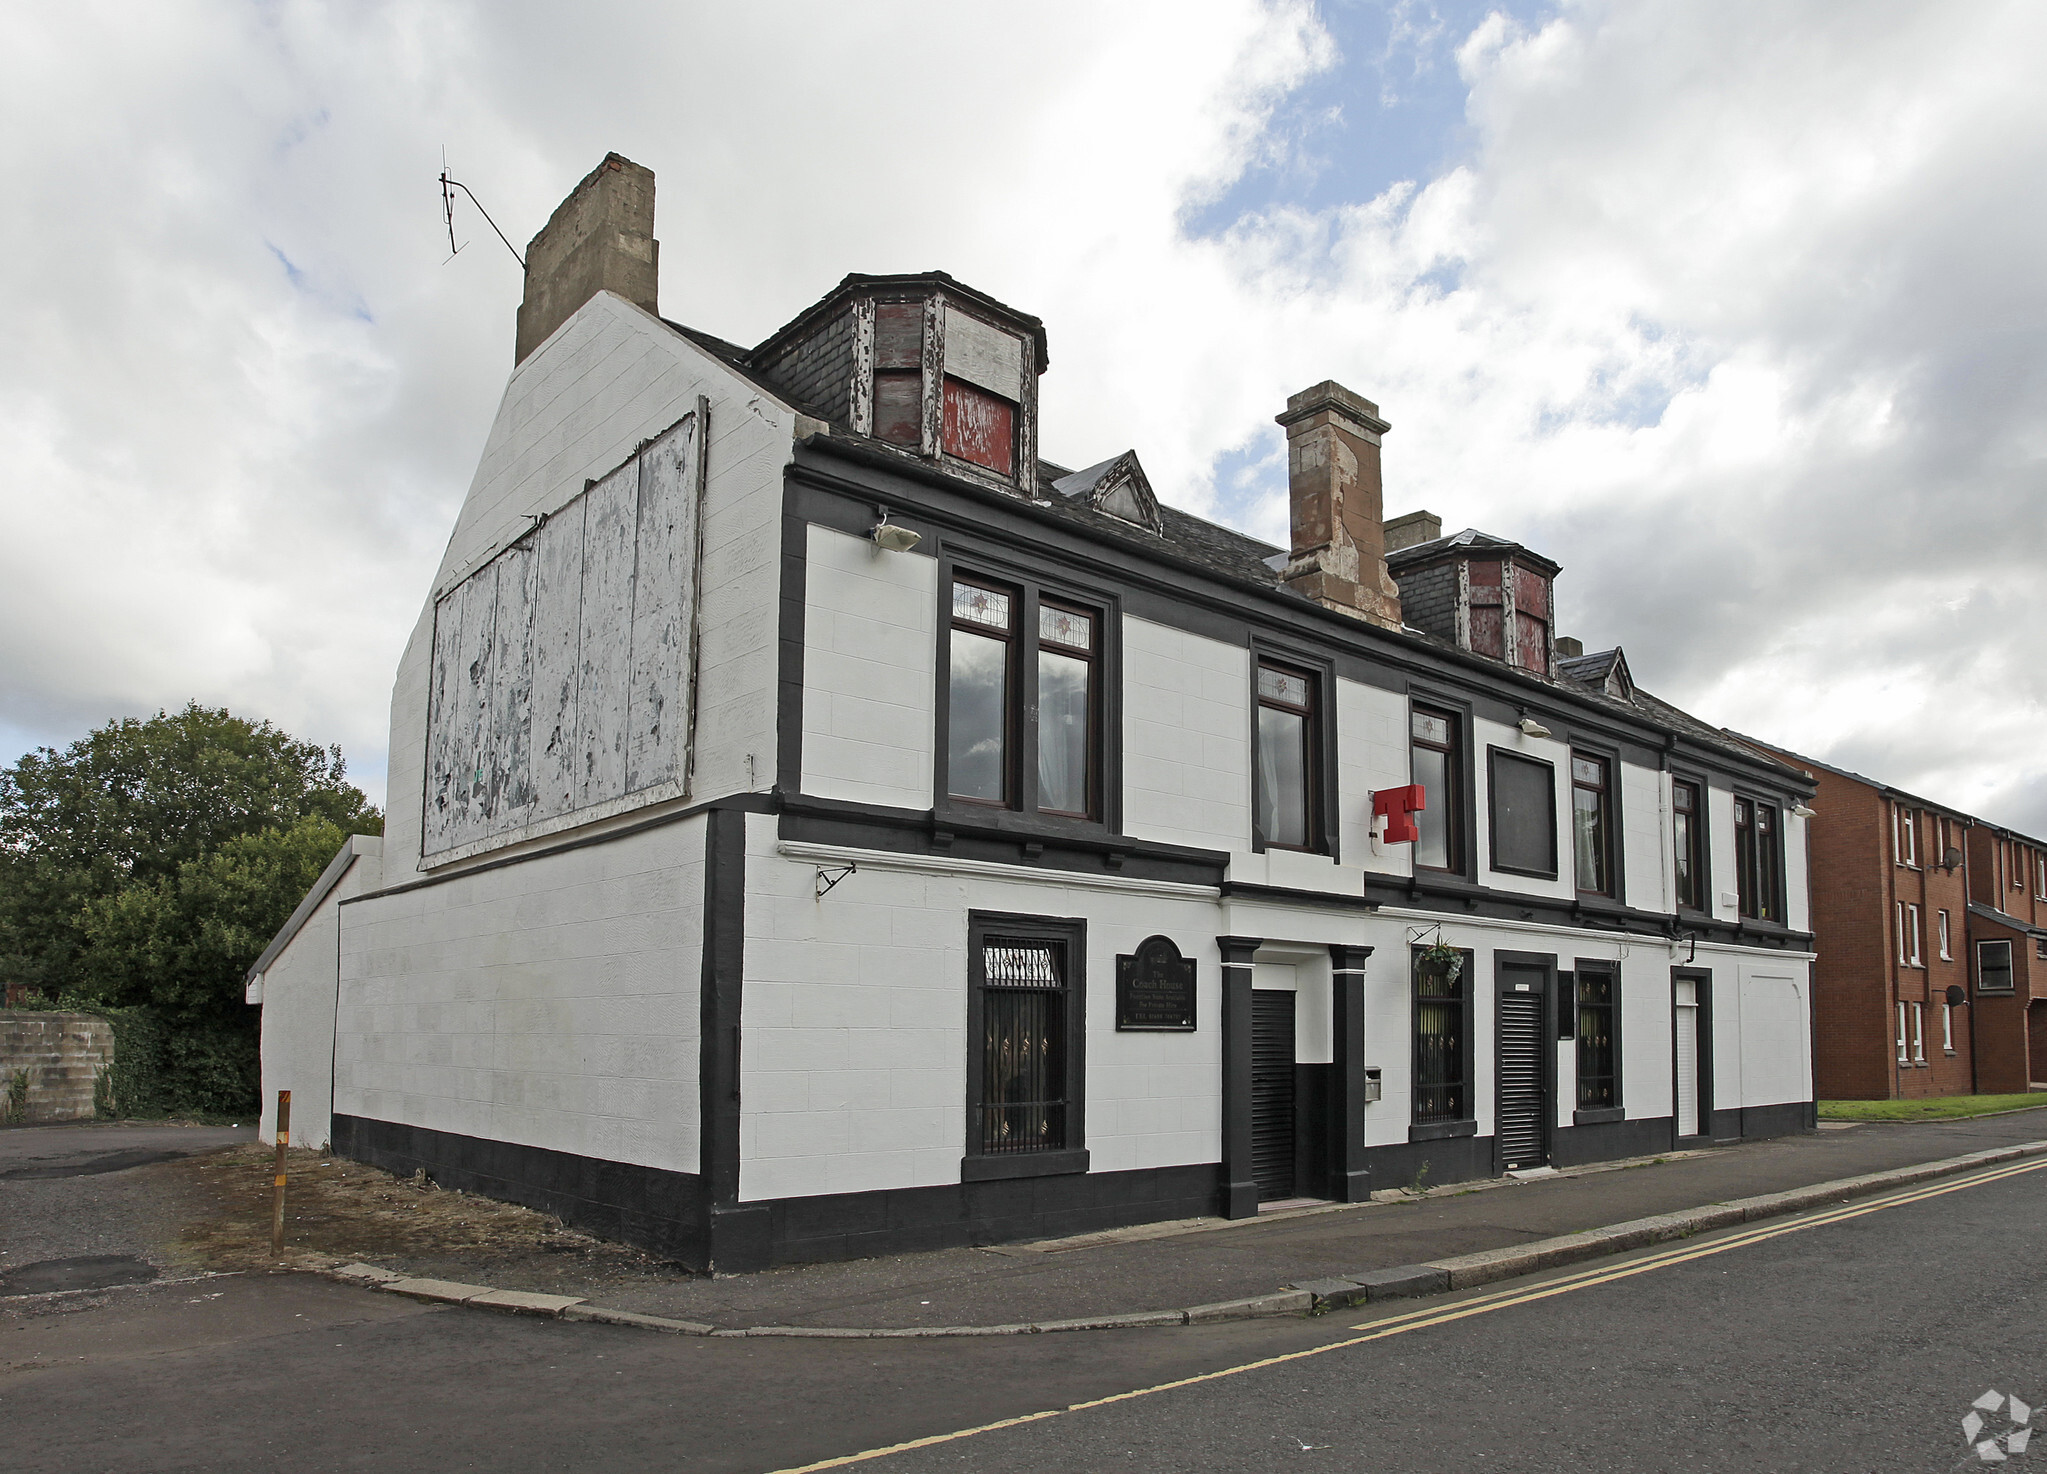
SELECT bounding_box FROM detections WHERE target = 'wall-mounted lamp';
[1517,716,1552,739]
[1791,803,1817,819]
[871,506,921,553]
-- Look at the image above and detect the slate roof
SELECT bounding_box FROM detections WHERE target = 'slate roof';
[659,310,1800,783]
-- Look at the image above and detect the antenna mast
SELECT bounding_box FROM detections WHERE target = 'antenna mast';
[439,153,526,270]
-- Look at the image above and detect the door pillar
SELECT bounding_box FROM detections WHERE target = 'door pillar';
[1218,936,1263,1220]
[1328,944,1375,1202]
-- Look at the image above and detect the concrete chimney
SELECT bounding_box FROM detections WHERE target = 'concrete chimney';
[515,153,659,365]
[1275,381,1402,631]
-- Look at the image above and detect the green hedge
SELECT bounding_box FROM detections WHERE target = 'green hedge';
[88,1005,258,1118]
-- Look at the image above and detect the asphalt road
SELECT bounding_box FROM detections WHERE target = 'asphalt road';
[5,1157,2043,1473]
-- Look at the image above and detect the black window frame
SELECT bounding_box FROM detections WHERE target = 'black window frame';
[1671,773,1710,914]
[1409,944,1477,1135]
[1569,747,1621,900]
[1249,641,1339,858]
[933,548,1119,837]
[1487,746,1559,880]
[1733,794,1784,923]
[1409,700,1467,876]
[1572,959,1622,1117]
[963,910,1090,1182]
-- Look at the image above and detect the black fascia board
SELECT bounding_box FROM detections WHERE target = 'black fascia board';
[791,436,1810,796]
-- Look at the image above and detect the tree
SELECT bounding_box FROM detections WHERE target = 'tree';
[0,703,380,1001]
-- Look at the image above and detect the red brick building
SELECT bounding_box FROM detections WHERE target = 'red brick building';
[1966,823,2047,1091]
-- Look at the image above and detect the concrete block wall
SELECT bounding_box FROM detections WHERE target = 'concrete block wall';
[0,1012,112,1123]
[335,816,707,1176]
[739,812,1224,1203]
[384,292,792,875]
[1393,561,1457,643]
[257,839,384,1149]
[1120,615,1250,854]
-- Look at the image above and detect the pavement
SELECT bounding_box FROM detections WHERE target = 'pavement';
[9,1112,2047,1335]
[7,1139,2046,1473]
[305,1110,2047,1332]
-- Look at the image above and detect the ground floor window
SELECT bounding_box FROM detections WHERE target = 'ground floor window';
[968,912,1086,1161]
[1575,963,1619,1109]
[1413,945,1474,1123]
[1911,1001,1925,1064]
[1895,1002,1908,1063]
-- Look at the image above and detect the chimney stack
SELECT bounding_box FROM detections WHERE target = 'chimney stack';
[515,153,659,365]
[1275,381,1402,631]
[1382,509,1442,553]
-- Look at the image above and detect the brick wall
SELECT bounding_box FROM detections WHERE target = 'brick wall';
[1798,766,1893,1099]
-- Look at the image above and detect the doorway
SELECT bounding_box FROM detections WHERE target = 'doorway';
[1495,958,1551,1171]
[1673,969,1713,1144]
[1251,989,1297,1201]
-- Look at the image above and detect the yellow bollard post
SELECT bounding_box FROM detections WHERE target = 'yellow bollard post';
[271,1089,291,1254]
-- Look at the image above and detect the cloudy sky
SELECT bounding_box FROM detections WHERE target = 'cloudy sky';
[3,1,2042,834]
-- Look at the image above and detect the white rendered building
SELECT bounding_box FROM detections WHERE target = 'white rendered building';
[250,156,1817,1271]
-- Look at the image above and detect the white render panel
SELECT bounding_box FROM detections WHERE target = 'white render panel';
[1620,762,1670,911]
[385,292,790,878]
[942,306,1023,400]
[1707,786,1741,920]
[1473,716,1573,900]
[333,818,705,1173]
[1783,812,1812,933]
[1338,679,1412,876]
[1737,963,1811,1107]
[739,818,1225,1202]
[800,525,937,809]
[1121,615,1250,854]
[1624,962,1674,1123]
[256,841,384,1152]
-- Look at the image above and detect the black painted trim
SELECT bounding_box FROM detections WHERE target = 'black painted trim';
[339,792,778,908]
[960,1148,1091,1181]
[763,1161,1222,1265]
[1550,1113,1671,1167]
[1217,936,1261,1220]
[776,491,811,795]
[1567,735,1627,906]
[332,1114,709,1265]
[1329,944,1374,1203]
[699,808,767,1270]
[1572,1106,1627,1126]
[1670,766,1713,920]
[1407,1118,1477,1141]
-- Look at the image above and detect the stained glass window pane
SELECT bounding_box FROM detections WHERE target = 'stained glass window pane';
[1258,666,1310,707]
[952,582,1011,630]
[1039,605,1091,651]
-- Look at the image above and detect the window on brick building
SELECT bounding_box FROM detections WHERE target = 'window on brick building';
[1911,1002,1925,1064]
[1938,909,1952,961]
[1978,939,2015,994]
[1943,1000,1955,1054]
[1895,1002,1908,1063]
[1894,804,1917,867]
[1897,903,1922,967]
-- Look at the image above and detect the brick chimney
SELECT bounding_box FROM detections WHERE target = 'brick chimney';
[1275,381,1402,630]
[515,153,659,365]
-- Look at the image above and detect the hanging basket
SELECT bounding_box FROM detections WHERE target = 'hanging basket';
[1417,940,1464,984]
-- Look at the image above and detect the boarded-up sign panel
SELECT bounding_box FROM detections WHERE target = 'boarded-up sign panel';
[423,413,700,859]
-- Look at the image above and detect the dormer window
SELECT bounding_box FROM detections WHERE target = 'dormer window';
[942,376,1014,474]
[851,285,1038,489]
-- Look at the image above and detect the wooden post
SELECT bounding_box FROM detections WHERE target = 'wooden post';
[270,1089,291,1253]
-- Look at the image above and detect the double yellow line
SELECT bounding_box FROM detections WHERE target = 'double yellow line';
[769,1156,2047,1473]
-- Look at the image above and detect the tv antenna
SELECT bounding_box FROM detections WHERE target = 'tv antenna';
[439,152,525,270]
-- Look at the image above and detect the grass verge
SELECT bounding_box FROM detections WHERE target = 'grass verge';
[1817,1094,2047,1122]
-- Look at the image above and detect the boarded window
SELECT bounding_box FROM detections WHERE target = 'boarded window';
[423,414,700,858]
[942,377,1015,473]
[1490,749,1558,877]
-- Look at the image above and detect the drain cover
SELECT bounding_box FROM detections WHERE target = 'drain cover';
[0,1255,160,1296]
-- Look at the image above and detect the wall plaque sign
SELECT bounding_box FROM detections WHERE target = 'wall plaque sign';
[1115,935,1197,1031]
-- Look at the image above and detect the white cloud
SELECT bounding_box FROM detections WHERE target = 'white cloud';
[1,0,2041,835]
